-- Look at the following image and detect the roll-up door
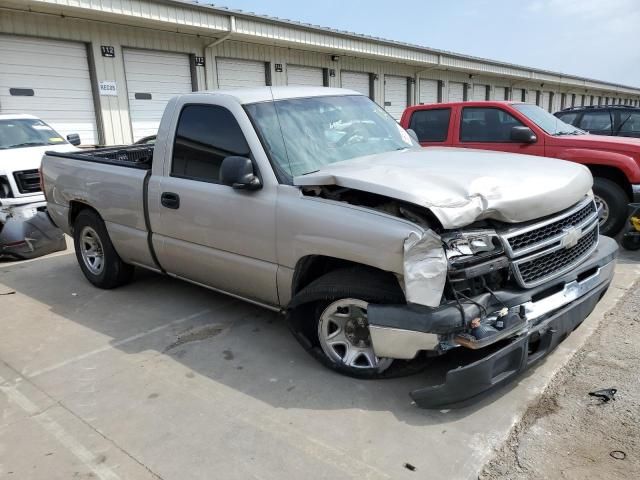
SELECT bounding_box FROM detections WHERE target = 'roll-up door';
[341,71,370,97]
[512,88,524,102]
[419,79,438,104]
[448,82,465,102]
[542,92,552,111]
[0,35,99,145]
[527,90,537,104]
[287,65,324,86]
[384,75,408,120]
[494,86,507,101]
[216,58,267,89]
[123,48,193,141]
[473,84,488,101]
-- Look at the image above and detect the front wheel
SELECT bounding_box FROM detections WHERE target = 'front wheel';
[593,177,629,236]
[287,268,427,379]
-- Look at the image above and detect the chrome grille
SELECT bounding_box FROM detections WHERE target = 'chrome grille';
[499,197,600,288]
[514,227,598,286]
[507,200,596,253]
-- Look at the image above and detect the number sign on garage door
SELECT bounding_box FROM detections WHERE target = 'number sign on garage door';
[216,58,267,89]
[0,35,99,145]
[124,48,193,141]
[419,79,438,104]
[448,82,465,102]
[287,65,324,86]
[384,75,408,120]
[341,71,370,97]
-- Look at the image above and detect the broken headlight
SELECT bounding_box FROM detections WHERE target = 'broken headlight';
[442,229,509,281]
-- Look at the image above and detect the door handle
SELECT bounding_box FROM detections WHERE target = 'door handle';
[161,192,180,209]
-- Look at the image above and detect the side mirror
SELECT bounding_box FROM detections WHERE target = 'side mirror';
[406,128,419,142]
[510,126,537,144]
[220,156,261,190]
[66,133,81,146]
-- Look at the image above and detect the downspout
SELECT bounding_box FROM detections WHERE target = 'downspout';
[207,15,236,48]
[205,15,235,89]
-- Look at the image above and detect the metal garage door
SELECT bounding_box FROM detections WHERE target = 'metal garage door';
[542,92,552,111]
[494,86,507,101]
[124,48,192,141]
[419,79,438,104]
[0,35,98,145]
[341,71,370,97]
[384,75,408,120]
[448,82,465,102]
[287,65,324,86]
[512,88,524,102]
[527,90,537,104]
[473,84,488,101]
[216,58,266,89]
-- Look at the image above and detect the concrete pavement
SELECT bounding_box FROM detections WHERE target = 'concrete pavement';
[0,246,638,479]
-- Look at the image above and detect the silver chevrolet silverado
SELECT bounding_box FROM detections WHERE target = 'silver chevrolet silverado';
[41,87,618,408]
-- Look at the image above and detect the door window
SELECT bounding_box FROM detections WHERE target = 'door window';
[460,107,524,142]
[171,104,250,183]
[408,109,451,142]
[578,111,612,132]
[617,112,640,134]
[555,112,579,126]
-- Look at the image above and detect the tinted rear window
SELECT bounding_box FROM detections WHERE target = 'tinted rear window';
[408,109,451,142]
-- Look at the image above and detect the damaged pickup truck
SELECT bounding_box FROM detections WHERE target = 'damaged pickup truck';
[41,88,617,408]
[0,115,69,259]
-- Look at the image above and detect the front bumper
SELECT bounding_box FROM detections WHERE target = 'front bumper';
[369,236,618,408]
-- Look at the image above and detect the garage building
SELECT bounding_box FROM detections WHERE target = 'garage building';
[2,0,639,145]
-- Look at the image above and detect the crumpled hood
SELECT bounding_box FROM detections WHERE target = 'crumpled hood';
[294,147,593,229]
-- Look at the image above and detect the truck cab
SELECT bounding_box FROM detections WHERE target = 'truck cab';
[400,101,640,236]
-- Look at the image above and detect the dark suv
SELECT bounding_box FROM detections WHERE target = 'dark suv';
[555,105,640,138]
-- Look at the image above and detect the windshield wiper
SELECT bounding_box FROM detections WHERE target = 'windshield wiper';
[3,141,48,149]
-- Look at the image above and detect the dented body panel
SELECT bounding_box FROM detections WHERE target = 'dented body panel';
[294,147,593,229]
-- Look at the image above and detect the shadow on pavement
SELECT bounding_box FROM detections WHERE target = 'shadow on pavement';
[1,244,637,427]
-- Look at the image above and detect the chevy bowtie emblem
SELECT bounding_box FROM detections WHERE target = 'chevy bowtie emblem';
[561,227,582,249]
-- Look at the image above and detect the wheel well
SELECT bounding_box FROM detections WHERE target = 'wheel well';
[291,255,399,298]
[68,201,99,233]
[586,165,631,199]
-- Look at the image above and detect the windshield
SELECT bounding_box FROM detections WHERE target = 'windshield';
[245,95,417,178]
[0,119,67,150]
[513,104,586,136]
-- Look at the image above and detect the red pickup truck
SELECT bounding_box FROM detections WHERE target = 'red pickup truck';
[400,101,640,235]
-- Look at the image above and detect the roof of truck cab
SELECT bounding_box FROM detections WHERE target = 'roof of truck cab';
[193,86,363,104]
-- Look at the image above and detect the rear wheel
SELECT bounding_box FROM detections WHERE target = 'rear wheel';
[593,177,628,236]
[287,267,428,379]
[73,209,134,289]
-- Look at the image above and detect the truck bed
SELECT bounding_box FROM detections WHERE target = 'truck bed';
[45,145,154,170]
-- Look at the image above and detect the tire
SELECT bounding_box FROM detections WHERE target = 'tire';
[73,209,134,289]
[287,267,429,379]
[621,235,640,251]
[592,177,629,236]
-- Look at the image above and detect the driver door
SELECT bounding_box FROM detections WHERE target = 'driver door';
[151,103,279,306]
